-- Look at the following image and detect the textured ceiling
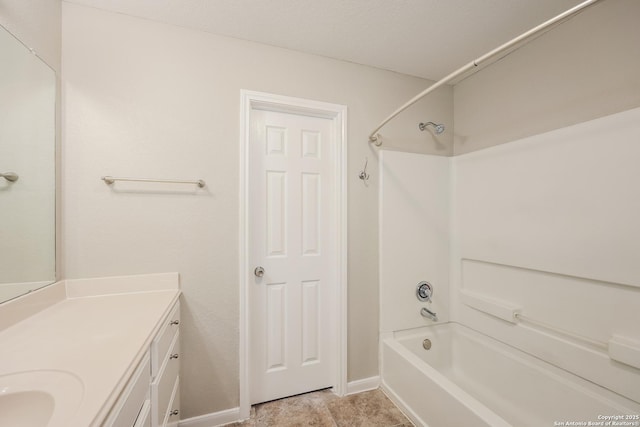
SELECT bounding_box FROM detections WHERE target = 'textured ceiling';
[63,0,584,81]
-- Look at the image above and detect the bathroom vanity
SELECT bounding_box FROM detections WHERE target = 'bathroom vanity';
[0,273,181,427]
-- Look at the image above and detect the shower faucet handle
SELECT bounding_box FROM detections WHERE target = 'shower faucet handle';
[416,281,434,302]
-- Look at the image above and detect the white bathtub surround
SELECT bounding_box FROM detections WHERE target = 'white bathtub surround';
[0,273,180,426]
[453,107,640,404]
[379,150,451,332]
[378,109,640,424]
[454,108,640,287]
[381,323,640,427]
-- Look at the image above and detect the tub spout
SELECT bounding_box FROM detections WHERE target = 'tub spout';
[420,307,438,322]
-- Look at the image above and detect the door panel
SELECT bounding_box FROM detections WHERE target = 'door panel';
[266,171,287,256]
[249,109,335,404]
[301,173,321,255]
[266,282,286,371]
[301,280,320,365]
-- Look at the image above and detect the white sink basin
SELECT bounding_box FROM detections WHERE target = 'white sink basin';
[0,370,84,427]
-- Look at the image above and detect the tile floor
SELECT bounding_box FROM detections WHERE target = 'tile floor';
[226,388,413,427]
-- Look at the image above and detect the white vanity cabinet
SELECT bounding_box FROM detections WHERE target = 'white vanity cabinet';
[151,302,181,427]
[104,301,180,427]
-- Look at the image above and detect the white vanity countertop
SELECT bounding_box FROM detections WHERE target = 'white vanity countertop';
[0,274,180,427]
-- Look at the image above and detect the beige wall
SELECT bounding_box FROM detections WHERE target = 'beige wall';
[453,0,640,155]
[61,2,452,418]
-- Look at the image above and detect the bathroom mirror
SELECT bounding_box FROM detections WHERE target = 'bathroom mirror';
[0,24,56,303]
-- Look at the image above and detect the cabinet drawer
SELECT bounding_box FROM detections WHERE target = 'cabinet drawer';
[163,376,180,427]
[152,302,180,378]
[104,352,150,427]
[152,330,180,426]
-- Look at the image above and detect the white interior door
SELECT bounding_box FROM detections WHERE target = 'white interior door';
[249,108,336,404]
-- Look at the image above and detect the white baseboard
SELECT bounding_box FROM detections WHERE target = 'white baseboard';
[346,375,380,395]
[179,407,241,427]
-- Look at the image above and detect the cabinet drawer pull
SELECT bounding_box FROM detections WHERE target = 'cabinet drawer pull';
[170,320,180,326]
[170,409,179,416]
[170,353,179,360]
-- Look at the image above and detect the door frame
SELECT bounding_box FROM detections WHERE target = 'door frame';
[239,90,347,418]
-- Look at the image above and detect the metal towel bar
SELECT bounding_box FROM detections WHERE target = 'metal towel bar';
[102,176,205,188]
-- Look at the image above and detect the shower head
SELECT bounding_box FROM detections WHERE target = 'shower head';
[419,121,445,134]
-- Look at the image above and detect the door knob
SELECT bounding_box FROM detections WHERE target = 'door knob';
[254,266,265,277]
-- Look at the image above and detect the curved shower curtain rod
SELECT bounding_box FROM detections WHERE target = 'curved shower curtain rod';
[368,0,603,146]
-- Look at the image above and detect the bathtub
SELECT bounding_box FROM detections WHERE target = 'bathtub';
[381,322,640,427]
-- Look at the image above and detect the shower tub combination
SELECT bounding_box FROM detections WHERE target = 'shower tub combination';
[381,323,640,427]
